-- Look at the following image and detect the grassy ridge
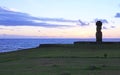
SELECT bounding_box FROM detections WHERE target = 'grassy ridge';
[0,44,120,75]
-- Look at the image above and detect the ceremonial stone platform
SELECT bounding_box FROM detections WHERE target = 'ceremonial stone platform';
[39,41,120,48]
[74,41,120,44]
[74,41,120,45]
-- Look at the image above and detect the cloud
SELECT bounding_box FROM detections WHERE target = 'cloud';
[36,18,77,23]
[115,13,120,18]
[94,18,108,24]
[102,26,115,30]
[0,34,36,38]
[111,26,115,28]
[0,7,76,27]
[103,26,108,29]
[0,27,14,31]
[77,20,89,26]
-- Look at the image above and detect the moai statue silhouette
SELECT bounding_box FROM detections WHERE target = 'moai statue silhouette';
[96,21,102,44]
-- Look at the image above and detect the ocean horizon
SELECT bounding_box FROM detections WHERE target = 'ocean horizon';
[0,38,120,53]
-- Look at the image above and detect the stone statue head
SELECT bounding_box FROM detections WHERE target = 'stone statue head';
[96,21,102,27]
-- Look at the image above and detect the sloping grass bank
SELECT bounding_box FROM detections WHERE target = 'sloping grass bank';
[0,44,120,75]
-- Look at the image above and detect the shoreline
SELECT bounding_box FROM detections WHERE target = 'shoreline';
[1,41,120,54]
[0,39,120,53]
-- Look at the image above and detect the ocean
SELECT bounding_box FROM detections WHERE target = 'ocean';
[0,38,120,53]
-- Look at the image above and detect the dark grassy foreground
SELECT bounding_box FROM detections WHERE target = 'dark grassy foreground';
[0,43,120,75]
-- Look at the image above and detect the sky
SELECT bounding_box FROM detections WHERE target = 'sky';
[0,0,120,38]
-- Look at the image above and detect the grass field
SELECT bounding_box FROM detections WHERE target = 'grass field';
[0,43,120,75]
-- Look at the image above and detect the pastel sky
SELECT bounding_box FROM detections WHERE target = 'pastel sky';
[0,0,120,38]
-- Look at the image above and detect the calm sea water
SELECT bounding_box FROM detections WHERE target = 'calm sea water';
[0,38,120,53]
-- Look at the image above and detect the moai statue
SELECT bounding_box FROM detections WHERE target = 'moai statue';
[96,21,102,44]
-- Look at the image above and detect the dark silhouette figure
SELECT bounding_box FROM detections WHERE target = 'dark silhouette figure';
[96,21,102,43]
